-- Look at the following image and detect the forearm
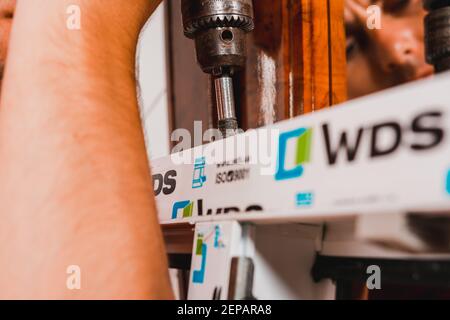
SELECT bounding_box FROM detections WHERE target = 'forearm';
[0,0,170,299]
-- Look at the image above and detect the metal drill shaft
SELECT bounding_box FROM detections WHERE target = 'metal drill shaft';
[215,76,238,137]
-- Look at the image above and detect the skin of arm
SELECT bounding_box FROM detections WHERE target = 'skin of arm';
[0,0,173,299]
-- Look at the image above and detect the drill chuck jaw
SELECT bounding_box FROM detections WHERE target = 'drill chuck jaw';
[181,0,254,38]
[424,0,450,72]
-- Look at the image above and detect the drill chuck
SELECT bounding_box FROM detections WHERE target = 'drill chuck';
[424,0,450,72]
[181,0,254,74]
[181,0,255,138]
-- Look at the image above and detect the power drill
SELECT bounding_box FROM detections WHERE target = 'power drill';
[181,0,255,138]
[424,0,450,72]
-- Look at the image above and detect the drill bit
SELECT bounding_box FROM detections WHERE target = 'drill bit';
[215,75,238,137]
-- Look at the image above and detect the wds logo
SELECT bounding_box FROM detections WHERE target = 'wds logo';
[275,128,313,181]
[171,199,263,220]
[172,200,194,219]
[192,157,207,189]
